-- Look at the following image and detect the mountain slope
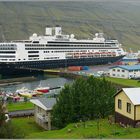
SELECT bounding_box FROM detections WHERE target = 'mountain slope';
[0,1,140,51]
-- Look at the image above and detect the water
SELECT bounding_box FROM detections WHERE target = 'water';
[1,77,72,93]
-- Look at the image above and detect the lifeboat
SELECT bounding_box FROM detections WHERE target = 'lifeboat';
[16,87,33,98]
[18,92,32,98]
[35,87,50,93]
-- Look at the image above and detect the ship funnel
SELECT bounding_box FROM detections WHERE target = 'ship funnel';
[45,26,52,36]
[55,25,62,35]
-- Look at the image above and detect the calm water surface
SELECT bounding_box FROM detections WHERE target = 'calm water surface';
[2,77,72,93]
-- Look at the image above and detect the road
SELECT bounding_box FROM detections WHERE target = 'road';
[9,109,34,118]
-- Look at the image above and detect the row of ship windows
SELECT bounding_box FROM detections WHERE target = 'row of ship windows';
[0,50,112,54]
[20,55,112,60]
[0,48,16,50]
[44,50,87,53]
[0,53,114,59]
[44,57,59,60]
[0,44,16,46]
[66,54,113,58]
[0,51,16,54]
[25,47,116,50]
[0,56,40,60]
[28,51,39,53]
[28,55,39,57]
[48,41,116,44]
[0,59,15,61]
[70,54,112,57]
[28,50,109,54]
[25,44,112,47]
[25,44,45,47]
[0,55,15,58]
[28,58,39,60]
[50,45,112,47]
[28,50,91,53]
[28,56,59,59]
[19,57,59,60]
[0,55,113,61]
[99,50,108,52]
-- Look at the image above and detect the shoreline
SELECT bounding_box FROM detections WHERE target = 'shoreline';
[0,76,37,87]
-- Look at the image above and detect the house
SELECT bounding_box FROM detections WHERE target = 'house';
[114,88,140,127]
[30,97,56,130]
[109,65,140,79]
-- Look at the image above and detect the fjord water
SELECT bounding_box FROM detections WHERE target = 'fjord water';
[1,76,72,93]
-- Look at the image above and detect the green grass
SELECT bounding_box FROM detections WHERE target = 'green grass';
[7,102,34,111]
[11,117,140,138]
[12,117,44,137]
[26,119,140,139]
[105,77,140,87]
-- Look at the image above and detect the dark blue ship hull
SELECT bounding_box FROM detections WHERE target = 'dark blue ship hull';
[0,56,124,75]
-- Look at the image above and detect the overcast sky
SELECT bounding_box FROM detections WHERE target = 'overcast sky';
[0,0,139,2]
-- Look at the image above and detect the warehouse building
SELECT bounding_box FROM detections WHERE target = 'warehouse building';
[109,65,140,79]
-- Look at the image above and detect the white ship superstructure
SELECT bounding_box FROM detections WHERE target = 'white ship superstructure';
[0,26,125,72]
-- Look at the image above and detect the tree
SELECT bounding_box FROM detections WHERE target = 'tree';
[0,102,24,138]
[0,103,6,126]
[52,84,73,128]
[52,76,116,128]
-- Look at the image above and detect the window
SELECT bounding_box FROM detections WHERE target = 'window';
[0,55,15,58]
[118,99,122,109]
[33,41,39,43]
[127,103,131,113]
[0,51,15,54]
[113,74,115,76]
[28,51,39,53]
[28,55,39,57]
[113,69,115,71]
[122,70,125,72]
[117,74,120,77]
[117,69,120,72]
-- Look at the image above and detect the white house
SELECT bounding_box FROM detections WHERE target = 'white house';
[109,65,140,79]
[30,97,56,130]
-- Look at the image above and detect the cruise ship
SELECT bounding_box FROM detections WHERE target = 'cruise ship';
[0,26,125,73]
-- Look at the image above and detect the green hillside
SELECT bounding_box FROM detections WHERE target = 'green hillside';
[0,1,140,51]
[26,118,140,139]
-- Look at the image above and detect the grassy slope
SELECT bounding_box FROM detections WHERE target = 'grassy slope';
[12,117,44,137]
[7,101,34,111]
[0,1,140,50]
[26,119,140,139]
[106,77,140,87]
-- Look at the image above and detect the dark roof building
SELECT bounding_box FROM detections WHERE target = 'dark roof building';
[30,97,56,130]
